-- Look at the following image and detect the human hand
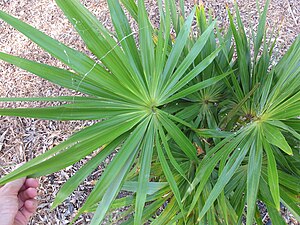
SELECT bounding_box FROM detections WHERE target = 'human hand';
[0,178,38,225]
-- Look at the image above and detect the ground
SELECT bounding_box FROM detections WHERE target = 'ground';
[0,0,299,224]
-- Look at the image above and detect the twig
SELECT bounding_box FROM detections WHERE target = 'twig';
[285,0,298,26]
[0,129,8,152]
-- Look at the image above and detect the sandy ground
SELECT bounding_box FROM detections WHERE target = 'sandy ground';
[0,0,299,224]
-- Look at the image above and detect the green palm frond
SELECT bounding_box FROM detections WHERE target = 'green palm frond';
[0,0,299,224]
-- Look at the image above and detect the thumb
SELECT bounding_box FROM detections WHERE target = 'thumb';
[1,163,26,194]
[3,177,26,194]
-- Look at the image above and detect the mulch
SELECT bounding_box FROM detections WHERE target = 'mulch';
[0,0,299,224]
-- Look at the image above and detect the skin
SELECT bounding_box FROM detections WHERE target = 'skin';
[0,178,38,225]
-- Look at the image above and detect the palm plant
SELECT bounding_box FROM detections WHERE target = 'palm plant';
[0,0,299,224]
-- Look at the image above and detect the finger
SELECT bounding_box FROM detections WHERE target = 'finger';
[15,199,38,225]
[25,178,39,188]
[2,178,26,194]
[24,199,38,213]
[18,187,37,202]
[20,178,39,191]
